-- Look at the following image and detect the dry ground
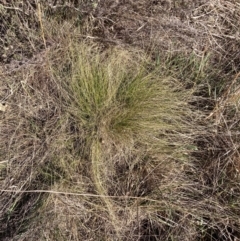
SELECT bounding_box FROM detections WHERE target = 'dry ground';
[0,0,240,240]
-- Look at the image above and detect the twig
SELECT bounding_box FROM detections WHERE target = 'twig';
[37,2,47,49]
[0,189,162,204]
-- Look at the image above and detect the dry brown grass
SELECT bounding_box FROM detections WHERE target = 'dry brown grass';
[0,1,240,241]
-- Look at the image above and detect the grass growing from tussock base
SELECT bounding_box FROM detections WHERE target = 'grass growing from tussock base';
[58,43,190,147]
[0,40,196,240]
[48,43,193,239]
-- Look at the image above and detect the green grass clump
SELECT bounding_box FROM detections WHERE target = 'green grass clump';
[0,33,198,239]
[43,42,194,239]
[55,43,191,149]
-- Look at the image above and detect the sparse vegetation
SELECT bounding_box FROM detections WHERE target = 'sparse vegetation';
[0,1,240,241]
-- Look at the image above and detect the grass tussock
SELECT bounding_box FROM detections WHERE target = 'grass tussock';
[49,42,195,239]
[0,35,196,240]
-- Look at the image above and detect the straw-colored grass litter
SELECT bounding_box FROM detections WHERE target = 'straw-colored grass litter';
[0,40,195,240]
